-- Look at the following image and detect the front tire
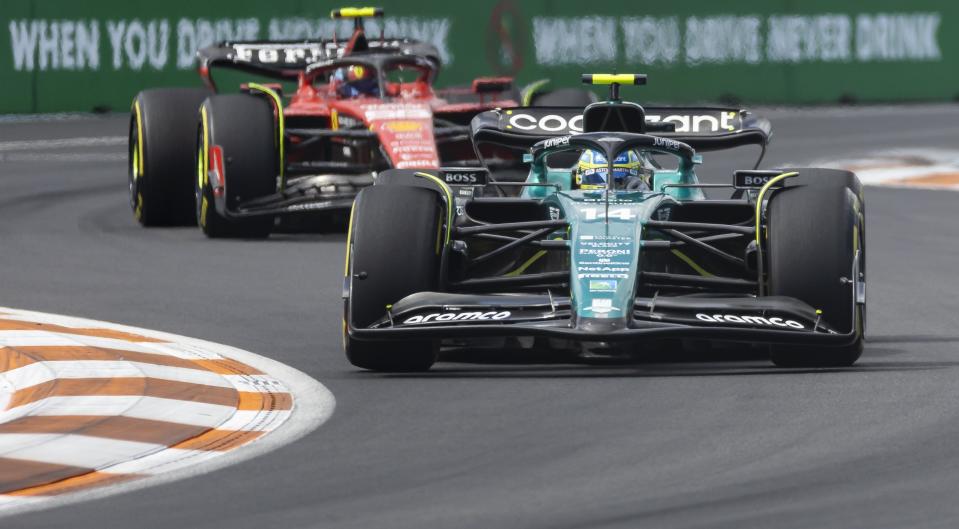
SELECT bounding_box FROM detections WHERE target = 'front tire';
[129,88,211,226]
[344,185,443,372]
[196,94,277,239]
[766,169,865,367]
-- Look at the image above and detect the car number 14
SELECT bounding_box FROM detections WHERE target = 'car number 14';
[580,207,636,221]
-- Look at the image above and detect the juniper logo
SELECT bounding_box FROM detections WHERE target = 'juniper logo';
[653,136,682,150]
[695,313,804,329]
[543,135,571,148]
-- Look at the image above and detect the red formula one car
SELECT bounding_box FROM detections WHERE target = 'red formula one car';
[128,7,518,237]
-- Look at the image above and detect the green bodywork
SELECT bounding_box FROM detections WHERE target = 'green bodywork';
[521,145,706,329]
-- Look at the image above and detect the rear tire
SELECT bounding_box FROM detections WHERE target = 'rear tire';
[344,185,443,372]
[129,88,211,226]
[196,94,276,238]
[766,169,865,367]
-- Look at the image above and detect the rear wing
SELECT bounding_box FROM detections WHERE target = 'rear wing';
[196,39,441,90]
[470,106,771,152]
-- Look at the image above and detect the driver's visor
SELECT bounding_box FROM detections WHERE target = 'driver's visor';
[579,164,640,188]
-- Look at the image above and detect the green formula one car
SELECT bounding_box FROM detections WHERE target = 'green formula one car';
[342,73,866,372]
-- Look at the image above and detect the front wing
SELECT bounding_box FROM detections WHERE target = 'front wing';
[347,292,860,346]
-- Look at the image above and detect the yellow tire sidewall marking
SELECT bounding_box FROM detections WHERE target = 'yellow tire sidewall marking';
[199,105,209,189]
[133,99,145,177]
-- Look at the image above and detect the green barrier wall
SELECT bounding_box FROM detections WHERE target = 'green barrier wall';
[2,0,956,113]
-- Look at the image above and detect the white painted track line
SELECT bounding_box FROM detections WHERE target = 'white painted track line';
[0,136,124,152]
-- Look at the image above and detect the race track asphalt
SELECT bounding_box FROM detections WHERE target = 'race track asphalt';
[2,105,959,529]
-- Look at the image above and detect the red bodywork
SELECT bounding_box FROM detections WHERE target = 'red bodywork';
[193,20,520,217]
[284,73,516,170]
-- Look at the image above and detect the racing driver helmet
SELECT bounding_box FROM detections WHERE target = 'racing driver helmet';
[573,149,650,190]
[335,65,379,98]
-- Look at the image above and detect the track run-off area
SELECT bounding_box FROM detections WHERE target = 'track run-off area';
[2,105,959,528]
[0,307,333,517]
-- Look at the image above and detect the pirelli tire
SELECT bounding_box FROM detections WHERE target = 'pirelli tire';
[196,94,276,239]
[766,168,865,368]
[344,185,442,372]
[129,88,211,226]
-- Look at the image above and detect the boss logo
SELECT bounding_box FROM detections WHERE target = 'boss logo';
[445,172,478,184]
[734,171,786,189]
[743,176,770,185]
[442,169,488,186]
[695,313,805,329]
